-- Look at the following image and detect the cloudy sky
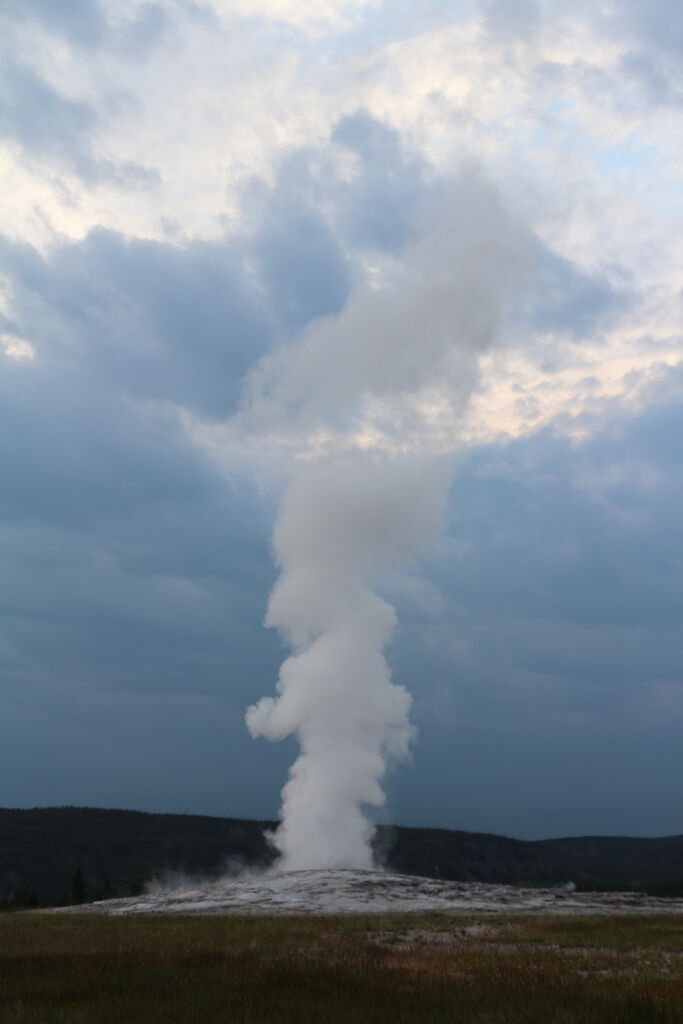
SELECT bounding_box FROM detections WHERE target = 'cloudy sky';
[2,0,682,840]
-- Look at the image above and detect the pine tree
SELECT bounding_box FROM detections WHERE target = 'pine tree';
[71,869,87,904]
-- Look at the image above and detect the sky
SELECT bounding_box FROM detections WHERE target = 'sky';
[2,0,682,841]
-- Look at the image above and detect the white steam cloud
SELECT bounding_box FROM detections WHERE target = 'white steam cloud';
[246,457,450,868]
[242,164,528,869]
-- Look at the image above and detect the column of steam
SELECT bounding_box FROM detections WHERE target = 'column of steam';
[243,167,527,870]
[246,458,450,869]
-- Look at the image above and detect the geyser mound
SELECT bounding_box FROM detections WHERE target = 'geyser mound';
[49,869,683,916]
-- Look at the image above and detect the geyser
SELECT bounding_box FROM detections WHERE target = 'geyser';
[246,458,449,868]
[242,165,528,869]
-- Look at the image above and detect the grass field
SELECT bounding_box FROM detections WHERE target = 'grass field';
[1,911,682,1023]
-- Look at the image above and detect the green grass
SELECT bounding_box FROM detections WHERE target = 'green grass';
[1,912,682,1023]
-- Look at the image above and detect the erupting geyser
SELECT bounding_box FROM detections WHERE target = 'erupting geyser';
[242,166,528,869]
[246,458,449,868]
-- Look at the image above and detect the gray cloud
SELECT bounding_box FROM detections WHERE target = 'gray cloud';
[482,0,541,40]
[616,2,683,111]
[252,190,352,334]
[331,111,425,252]
[614,0,683,58]
[619,50,683,107]
[385,382,683,835]
[519,243,626,338]
[0,57,160,184]
[246,112,427,335]
[5,0,108,48]
[4,367,680,835]
[0,230,272,418]
[0,111,678,838]
[0,59,97,170]
[3,0,168,56]
[121,4,169,59]
[547,0,683,107]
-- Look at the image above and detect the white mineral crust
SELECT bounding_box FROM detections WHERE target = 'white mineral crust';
[49,870,683,916]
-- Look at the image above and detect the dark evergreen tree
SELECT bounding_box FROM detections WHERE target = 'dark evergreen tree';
[5,887,40,910]
[96,877,114,901]
[71,869,87,904]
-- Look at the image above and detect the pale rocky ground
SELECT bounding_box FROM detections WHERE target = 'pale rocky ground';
[50,869,683,916]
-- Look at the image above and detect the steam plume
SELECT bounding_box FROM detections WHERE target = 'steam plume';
[246,458,449,868]
[243,165,527,869]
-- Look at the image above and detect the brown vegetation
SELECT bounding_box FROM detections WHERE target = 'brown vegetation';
[1,912,682,1022]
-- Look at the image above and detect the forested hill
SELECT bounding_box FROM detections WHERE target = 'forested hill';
[1,806,682,909]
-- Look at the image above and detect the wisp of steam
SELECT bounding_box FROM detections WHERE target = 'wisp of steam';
[242,166,528,869]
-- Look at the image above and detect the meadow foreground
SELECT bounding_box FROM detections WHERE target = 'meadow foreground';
[2,909,682,1023]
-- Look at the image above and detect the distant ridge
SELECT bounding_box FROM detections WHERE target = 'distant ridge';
[1,806,681,909]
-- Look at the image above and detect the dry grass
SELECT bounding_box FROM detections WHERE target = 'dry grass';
[1,911,682,1022]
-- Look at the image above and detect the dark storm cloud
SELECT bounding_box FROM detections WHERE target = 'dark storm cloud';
[385,379,683,836]
[246,112,427,334]
[2,494,280,701]
[252,190,352,333]
[0,117,378,783]
[1,365,215,530]
[1,349,282,814]
[1,279,282,700]
[0,111,436,795]
[0,186,313,717]
[1,111,677,834]
[5,376,681,829]
[0,230,273,418]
